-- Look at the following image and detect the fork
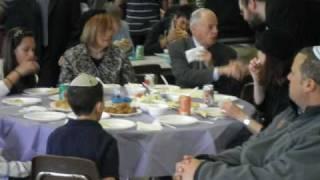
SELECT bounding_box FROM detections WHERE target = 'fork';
[160,122,177,129]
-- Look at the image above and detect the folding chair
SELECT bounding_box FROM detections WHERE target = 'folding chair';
[31,155,100,180]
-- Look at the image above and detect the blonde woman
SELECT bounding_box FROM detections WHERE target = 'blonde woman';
[59,14,136,84]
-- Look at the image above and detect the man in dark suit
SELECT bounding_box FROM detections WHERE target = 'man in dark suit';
[168,8,246,96]
[38,0,81,87]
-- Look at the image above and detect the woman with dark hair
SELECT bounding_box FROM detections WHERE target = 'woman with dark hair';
[222,29,298,134]
[0,27,39,97]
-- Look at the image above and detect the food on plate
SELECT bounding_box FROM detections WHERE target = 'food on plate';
[104,103,136,114]
[53,100,71,110]
[113,39,132,51]
[6,98,24,105]
[167,101,204,109]
[136,94,165,104]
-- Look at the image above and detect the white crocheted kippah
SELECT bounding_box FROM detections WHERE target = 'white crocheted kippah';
[313,46,320,60]
[70,73,98,87]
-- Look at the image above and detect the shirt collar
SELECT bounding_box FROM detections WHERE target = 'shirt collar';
[289,99,320,116]
[192,36,204,48]
[66,119,102,128]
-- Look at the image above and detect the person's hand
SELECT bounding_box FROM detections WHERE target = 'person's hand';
[197,49,212,65]
[221,101,247,121]
[15,60,39,76]
[58,56,65,66]
[167,21,188,43]
[230,61,248,80]
[175,156,202,180]
[113,38,132,52]
[175,28,188,39]
[248,57,265,83]
[218,61,248,80]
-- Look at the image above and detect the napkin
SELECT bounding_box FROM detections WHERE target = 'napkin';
[136,121,163,131]
[185,46,206,63]
[19,106,48,113]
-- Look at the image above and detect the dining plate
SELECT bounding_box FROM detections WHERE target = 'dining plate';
[23,111,66,122]
[99,118,136,130]
[167,101,208,110]
[157,115,199,126]
[108,109,142,117]
[214,94,238,103]
[154,53,170,59]
[2,97,42,106]
[196,107,225,117]
[103,84,121,94]
[24,88,58,96]
[50,101,72,112]
[48,94,59,101]
[67,112,111,120]
[152,84,180,91]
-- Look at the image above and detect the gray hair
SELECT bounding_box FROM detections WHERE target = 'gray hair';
[189,8,212,28]
[300,46,320,85]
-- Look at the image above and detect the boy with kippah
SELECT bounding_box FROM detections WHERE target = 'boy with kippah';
[47,73,119,180]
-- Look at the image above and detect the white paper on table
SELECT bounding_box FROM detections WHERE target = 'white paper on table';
[185,46,206,64]
[136,121,163,131]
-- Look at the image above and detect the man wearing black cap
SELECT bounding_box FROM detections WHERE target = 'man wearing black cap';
[238,0,320,49]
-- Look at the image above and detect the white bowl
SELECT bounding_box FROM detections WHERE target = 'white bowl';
[103,84,121,94]
[125,84,146,97]
[147,104,169,117]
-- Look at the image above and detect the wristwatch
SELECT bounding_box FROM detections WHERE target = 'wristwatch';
[242,118,251,126]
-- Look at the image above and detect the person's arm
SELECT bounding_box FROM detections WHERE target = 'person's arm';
[101,138,119,179]
[194,133,320,180]
[168,40,214,87]
[0,60,39,97]
[0,161,31,178]
[253,79,266,105]
[222,101,263,134]
[248,57,266,105]
[0,152,31,178]
[121,22,133,48]
[58,53,75,84]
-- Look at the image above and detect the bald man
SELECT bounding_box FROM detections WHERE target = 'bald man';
[168,8,246,95]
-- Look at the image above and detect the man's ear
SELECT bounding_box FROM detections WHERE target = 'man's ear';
[304,79,317,93]
[95,101,104,114]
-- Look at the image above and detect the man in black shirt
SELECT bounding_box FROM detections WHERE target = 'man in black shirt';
[238,0,320,49]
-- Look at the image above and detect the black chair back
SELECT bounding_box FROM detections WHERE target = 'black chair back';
[31,155,100,180]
